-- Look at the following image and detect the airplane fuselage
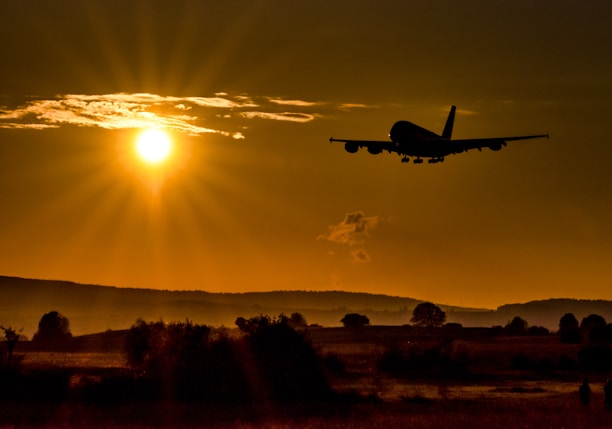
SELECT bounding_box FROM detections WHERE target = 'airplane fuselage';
[329,105,548,164]
[389,120,461,158]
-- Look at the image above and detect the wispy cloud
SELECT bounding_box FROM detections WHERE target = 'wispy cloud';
[240,111,316,123]
[318,211,380,245]
[267,98,321,107]
[338,103,373,110]
[443,105,479,116]
[0,92,327,138]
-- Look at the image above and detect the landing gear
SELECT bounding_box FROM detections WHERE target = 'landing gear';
[400,156,444,164]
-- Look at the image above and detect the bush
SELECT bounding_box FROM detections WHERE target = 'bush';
[124,315,331,402]
[510,353,531,370]
[340,313,370,328]
[32,311,72,348]
[245,315,331,401]
[378,340,468,377]
[124,319,248,401]
[558,354,578,371]
[323,352,346,376]
[578,344,612,372]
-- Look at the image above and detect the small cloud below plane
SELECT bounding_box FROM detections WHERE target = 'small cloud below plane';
[329,105,549,164]
[318,211,381,264]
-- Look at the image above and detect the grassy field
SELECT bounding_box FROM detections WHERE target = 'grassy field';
[1,394,611,428]
[2,326,612,428]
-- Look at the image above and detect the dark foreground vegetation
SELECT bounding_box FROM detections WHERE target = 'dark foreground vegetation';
[2,309,612,428]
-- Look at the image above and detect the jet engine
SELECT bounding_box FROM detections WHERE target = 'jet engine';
[367,146,382,155]
[344,142,359,153]
[488,142,506,151]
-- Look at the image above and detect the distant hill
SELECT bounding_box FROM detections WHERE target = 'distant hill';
[1,276,611,336]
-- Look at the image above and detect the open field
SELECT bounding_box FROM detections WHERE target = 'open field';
[2,326,612,428]
[1,393,611,428]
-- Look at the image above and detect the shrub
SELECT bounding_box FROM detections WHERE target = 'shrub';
[340,313,370,328]
[124,315,331,402]
[411,303,446,328]
[32,311,72,348]
[558,354,578,371]
[510,353,531,370]
[578,344,612,372]
[124,319,248,401]
[245,314,331,401]
[323,352,346,376]
[378,340,468,377]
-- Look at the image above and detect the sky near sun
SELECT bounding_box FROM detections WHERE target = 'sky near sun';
[1,0,612,309]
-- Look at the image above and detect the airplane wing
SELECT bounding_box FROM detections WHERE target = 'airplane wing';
[452,134,549,152]
[329,138,397,155]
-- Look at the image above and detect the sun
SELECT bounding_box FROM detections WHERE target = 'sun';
[135,129,173,165]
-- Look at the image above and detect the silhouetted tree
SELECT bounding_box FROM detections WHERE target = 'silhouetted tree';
[606,324,612,343]
[410,302,446,328]
[443,322,463,329]
[288,312,307,328]
[505,316,528,335]
[1,325,22,368]
[124,319,249,401]
[559,313,582,343]
[244,314,331,401]
[32,311,72,346]
[581,314,607,343]
[341,313,370,328]
[235,316,249,332]
[126,315,330,402]
[235,314,273,334]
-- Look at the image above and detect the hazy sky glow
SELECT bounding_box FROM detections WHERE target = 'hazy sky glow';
[1,0,612,308]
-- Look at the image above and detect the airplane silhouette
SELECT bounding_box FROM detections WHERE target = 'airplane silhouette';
[329,106,548,164]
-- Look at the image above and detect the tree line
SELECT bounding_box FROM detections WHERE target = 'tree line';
[2,306,612,403]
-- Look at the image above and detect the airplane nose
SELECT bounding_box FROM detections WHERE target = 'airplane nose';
[389,121,410,143]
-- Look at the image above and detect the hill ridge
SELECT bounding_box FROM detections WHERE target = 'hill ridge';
[1,275,611,336]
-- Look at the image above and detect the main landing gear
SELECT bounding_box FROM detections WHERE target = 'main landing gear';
[401,157,424,164]
[400,157,444,164]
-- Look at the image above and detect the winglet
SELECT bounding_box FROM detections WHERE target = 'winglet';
[442,105,456,140]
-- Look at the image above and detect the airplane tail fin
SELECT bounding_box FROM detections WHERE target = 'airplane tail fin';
[442,105,456,139]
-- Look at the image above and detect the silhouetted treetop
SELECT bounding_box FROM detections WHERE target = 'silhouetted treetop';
[581,314,607,330]
[32,311,72,345]
[411,302,446,328]
[559,313,582,343]
[340,313,370,328]
[505,316,528,334]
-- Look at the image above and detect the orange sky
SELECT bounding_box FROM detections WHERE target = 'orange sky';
[1,0,612,309]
